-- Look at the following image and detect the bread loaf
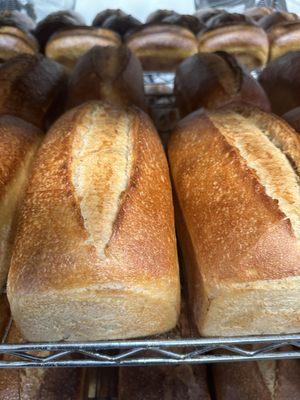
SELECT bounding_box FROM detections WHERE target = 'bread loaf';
[0,10,36,32]
[0,116,41,288]
[7,101,180,341]
[0,54,68,129]
[174,51,270,117]
[197,14,269,70]
[66,45,146,111]
[168,104,300,336]
[268,21,300,61]
[259,11,298,31]
[92,9,127,27]
[92,9,141,37]
[34,10,85,52]
[213,357,300,399]
[259,51,300,116]
[0,323,86,400]
[126,24,198,71]
[0,25,38,61]
[45,27,121,70]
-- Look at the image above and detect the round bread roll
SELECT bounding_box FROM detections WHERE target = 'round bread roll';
[34,10,85,52]
[0,25,38,61]
[259,11,298,31]
[174,51,270,117]
[259,51,300,115]
[0,10,36,31]
[268,21,300,61]
[92,9,127,26]
[126,24,198,71]
[197,13,269,70]
[45,27,121,70]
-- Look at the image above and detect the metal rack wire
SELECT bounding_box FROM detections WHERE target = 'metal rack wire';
[0,334,300,368]
[1,72,299,369]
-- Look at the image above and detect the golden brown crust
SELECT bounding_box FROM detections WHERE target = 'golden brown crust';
[0,54,68,129]
[168,105,300,336]
[197,24,269,70]
[66,45,146,110]
[34,10,85,52]
[0,115,41,288]
[0,26,38,61]
[174,52,270,117]
[7,101,180,341]
[268,21,300,61]
[259,51,300,116]
[126,24,198,71]
[46,27,121,69]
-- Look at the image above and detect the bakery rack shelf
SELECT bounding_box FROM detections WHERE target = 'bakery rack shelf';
[1,333,300,368]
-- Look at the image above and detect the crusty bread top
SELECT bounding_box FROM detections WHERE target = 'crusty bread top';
[126,24,198,50]
[9,101,178,295]
[168,105,300,283]
[0,54,67,129]
[66,45,146,110]
[0,26,38,53]
[0,115,41,200]
[209,107,300,238]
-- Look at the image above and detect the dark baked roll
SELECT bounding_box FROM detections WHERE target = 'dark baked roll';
[197,13,269,70]
[34,10,85,52]
[259,51,300,115]
[0,10,35,31]
[92,9,141,37]
[194,8,226,25]
[92,9,127,26]
[0,54,68,129]
[259,11,298,31]
[45,27,121,69]
[244,6,274,21]
[66,45,146,111]
[175,51,270,117]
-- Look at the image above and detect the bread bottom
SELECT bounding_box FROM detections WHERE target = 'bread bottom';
[10,288,179,341]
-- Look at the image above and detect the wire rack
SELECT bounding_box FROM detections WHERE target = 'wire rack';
[1,72,300,369]
[1,333,300,368]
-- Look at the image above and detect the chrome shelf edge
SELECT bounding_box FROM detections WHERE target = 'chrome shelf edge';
[0,334,299,368]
